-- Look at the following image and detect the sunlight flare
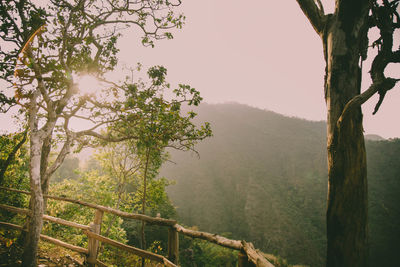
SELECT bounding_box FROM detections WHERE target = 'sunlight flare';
[75,74,103,95]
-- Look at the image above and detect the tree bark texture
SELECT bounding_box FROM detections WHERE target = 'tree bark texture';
[296,1,374,266]
[323,3,370,267]
[141,148,151,267]
[21,132,44,267]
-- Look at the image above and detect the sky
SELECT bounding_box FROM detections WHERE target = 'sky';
[116,0,400,139]
[1,0,399,138]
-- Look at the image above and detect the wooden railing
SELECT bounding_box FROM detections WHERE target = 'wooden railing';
[0,186,274,267]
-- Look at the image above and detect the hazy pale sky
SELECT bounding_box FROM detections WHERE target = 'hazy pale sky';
[1,1,399,138]
[117,0,400,138]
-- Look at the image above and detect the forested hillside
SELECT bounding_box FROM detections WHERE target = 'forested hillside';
[161,103,400,267]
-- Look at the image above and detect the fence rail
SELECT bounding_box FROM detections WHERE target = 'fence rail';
[0,221,89,255]
[0,186,274,267]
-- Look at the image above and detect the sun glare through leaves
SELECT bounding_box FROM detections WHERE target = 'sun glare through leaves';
[75,74,103,96]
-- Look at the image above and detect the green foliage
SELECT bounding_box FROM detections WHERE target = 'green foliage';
[162,103,400,267]
[163,103,326,266]
[122,181,176,252]
[0,0,196,186]
[179,233,238,267]
[46,141,178,264]
[366,139,400,267]
[0,0,188,119]
[46,171,127,248]
[0,132,29,222]
[118,65,212,153]
[190,240,237,267]
[88,142,176,216]
[0,131,29,185]
[106,63,211,254]
[1,0,185,80]
[0,229,24,266]
[130,176,175,213]
[0,0,47,83]
[98,243,143,266]
[0,0,210,197]
[0,1,211,264]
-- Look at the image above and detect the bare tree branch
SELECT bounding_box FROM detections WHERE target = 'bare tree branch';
[337,77,399,128]
[295,0,327,35]
[26,48,55,114]
[75,130,138,143]
[315,0,324,15]
[336,0,400,126]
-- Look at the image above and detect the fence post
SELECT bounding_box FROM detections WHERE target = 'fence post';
[168,227,179,264]
[87,209,103,266]
[238,251,256,267]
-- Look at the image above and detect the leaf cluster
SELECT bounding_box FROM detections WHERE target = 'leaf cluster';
[0,132,29,223]
[46,171,128,247]
[0,0,47,83]
[117,65,212,154]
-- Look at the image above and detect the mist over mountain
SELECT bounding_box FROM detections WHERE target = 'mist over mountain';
[365,134,385,141]
[161,103,400,267]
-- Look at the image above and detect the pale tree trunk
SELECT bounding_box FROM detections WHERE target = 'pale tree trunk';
[21,131,71,266]
[141,148,151,267]
[40,134,52,212]
[20,85,65,265]
[22,91,45,267]
[40,135,52,195]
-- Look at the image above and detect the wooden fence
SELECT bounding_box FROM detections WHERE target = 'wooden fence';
[0,186,274,267]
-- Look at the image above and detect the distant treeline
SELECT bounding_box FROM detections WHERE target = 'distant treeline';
[161,103,400,267]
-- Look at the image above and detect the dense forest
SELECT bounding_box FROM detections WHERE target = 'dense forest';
[160,103,400,267]
[1,102,399,266]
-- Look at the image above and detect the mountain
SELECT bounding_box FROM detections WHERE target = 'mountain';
[161,103,400,267]
[365,134,385,141]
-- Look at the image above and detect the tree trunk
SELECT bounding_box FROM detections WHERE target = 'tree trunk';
[141,148,151,267]
[40,134,52,212]
[22,132,44,267]
[40,135,52,196]
[323,9,369,267]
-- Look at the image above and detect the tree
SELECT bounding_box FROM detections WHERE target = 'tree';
[0,0,207,265]
[93,142,142,237]
[112,66,211,262]
[295,1,400,266]
[94,142,177,259]
[47,169,130,265]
